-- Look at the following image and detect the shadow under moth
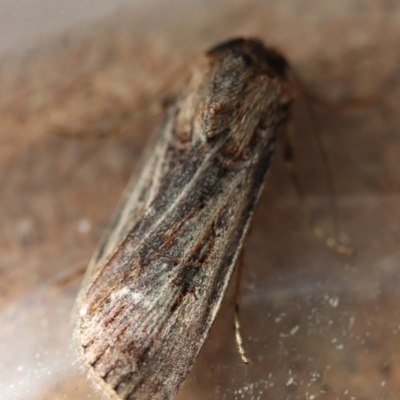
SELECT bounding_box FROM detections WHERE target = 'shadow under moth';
[75,37,295,400]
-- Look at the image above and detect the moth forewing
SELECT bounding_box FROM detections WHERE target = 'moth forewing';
[75,38,294,400]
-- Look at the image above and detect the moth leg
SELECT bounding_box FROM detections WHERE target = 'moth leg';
[54,94,174,180]
[289,68,380,111]
[233,251,250,364]
[49,260,87,288]
[283,123,354,256]
[50,102,164,139]
[50,62,187,140]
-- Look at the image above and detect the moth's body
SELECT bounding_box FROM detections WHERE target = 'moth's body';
[76,38,294,400]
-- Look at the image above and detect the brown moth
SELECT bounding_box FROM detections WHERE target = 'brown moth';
[75,38,294,400]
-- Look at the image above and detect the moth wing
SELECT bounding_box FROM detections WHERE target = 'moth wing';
[80,123,170,287]
[76,107,284,400]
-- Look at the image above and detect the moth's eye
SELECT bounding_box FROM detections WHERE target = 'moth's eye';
[264,52,287,77]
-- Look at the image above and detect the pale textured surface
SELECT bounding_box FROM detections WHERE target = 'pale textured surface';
[1,0,400,399]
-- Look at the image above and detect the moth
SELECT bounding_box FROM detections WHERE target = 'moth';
[75,37,295,400]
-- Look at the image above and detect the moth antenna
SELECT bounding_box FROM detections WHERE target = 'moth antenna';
[51,62,189,180]
[282,121,354,256]
[288,68,340,239]
[234,306,250,365]
[233,251,250,364]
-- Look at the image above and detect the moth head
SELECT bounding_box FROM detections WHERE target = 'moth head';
[175,38,294,149]
[207,38,289,79]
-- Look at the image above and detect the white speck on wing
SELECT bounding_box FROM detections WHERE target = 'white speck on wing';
[111,287,143,304]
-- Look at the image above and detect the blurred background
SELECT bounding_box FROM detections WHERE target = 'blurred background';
[1,0,400,399]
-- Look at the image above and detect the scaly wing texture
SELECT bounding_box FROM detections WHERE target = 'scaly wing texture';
[77,123,282,400]
[76,38,292,400]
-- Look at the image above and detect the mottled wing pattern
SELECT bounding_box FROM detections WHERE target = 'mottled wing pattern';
[76,38,293,400]
[80,115,175,291]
